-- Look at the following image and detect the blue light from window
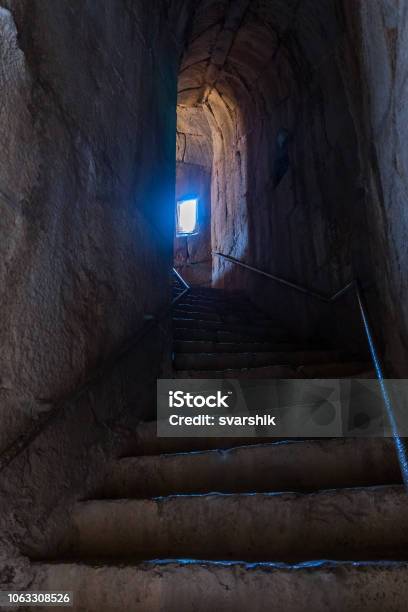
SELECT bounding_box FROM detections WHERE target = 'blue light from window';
[176,198,198,236]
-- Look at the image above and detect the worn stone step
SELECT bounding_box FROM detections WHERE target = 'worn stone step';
[175,365,298,378]
[173,309,267,325]
[176,300,254,312]
[181,293,246,302]
[174,340,320,354]
[174,327,292,343]
[177,300,244,314]
[176,361,373,379]
[189,287,245,297]
[31,560,408,612]
[174,308,261,321]
[177,303,257,317]
[174,310,223,322]
[56,485,407,562]
[31,559,408,612]
[174,350,351,371]
[297,362,374,378]
[121,421,288,456]
[173,317,295,337]
[98,438,400,498]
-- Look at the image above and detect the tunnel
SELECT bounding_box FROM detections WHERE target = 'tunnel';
[174,0,374,351]
[0,0,408,609]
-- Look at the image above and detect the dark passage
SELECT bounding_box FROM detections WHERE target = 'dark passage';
[0,1,407,610]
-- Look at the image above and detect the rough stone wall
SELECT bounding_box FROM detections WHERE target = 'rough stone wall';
[0,0,193,584]
[212,5,366,346]
[177,0,408,366]
[340,0,408,375]
[0,0,191,454]
[178,0,370,348]
[174,0,408,364]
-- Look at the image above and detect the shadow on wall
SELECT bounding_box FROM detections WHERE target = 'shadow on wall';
[214,256,369,354]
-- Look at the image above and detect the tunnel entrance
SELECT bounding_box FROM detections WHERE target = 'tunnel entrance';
[173,0,366,349]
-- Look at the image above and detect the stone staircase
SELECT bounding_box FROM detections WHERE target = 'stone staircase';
[173,286,371,378]
[28,286,407,611]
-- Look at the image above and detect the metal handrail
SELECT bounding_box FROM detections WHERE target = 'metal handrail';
[172,266,190,293]
[213,252,355,302]
[214,251,408,488]
[0,268,190,474]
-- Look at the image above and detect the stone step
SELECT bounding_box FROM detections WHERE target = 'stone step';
[174,310,223,322]
[31,560,408,612]
[174,350,351,371]
[189,287,244,296]
[174,340,321,354]
[174,327,292,343]
[98,438,400,498]
[182,293,247,302]
[174,307,260,321]
[297,362,374,378]
[173,317,294,337]
[173,309,267,324]
[177,303,257,316]
[175,365,300,378]
[121,421,290,456]
[57,485,407,561]
[176,362,373,379]
[176,298,254,309]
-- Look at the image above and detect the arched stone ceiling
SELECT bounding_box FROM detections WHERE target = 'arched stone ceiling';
[176,106,213,168]
[178,0,344,108]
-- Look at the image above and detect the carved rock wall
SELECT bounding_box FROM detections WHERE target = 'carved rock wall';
[0,0,193,582]
[179,0,370,348]
[0,0,191,453]
[341,0,408,374]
